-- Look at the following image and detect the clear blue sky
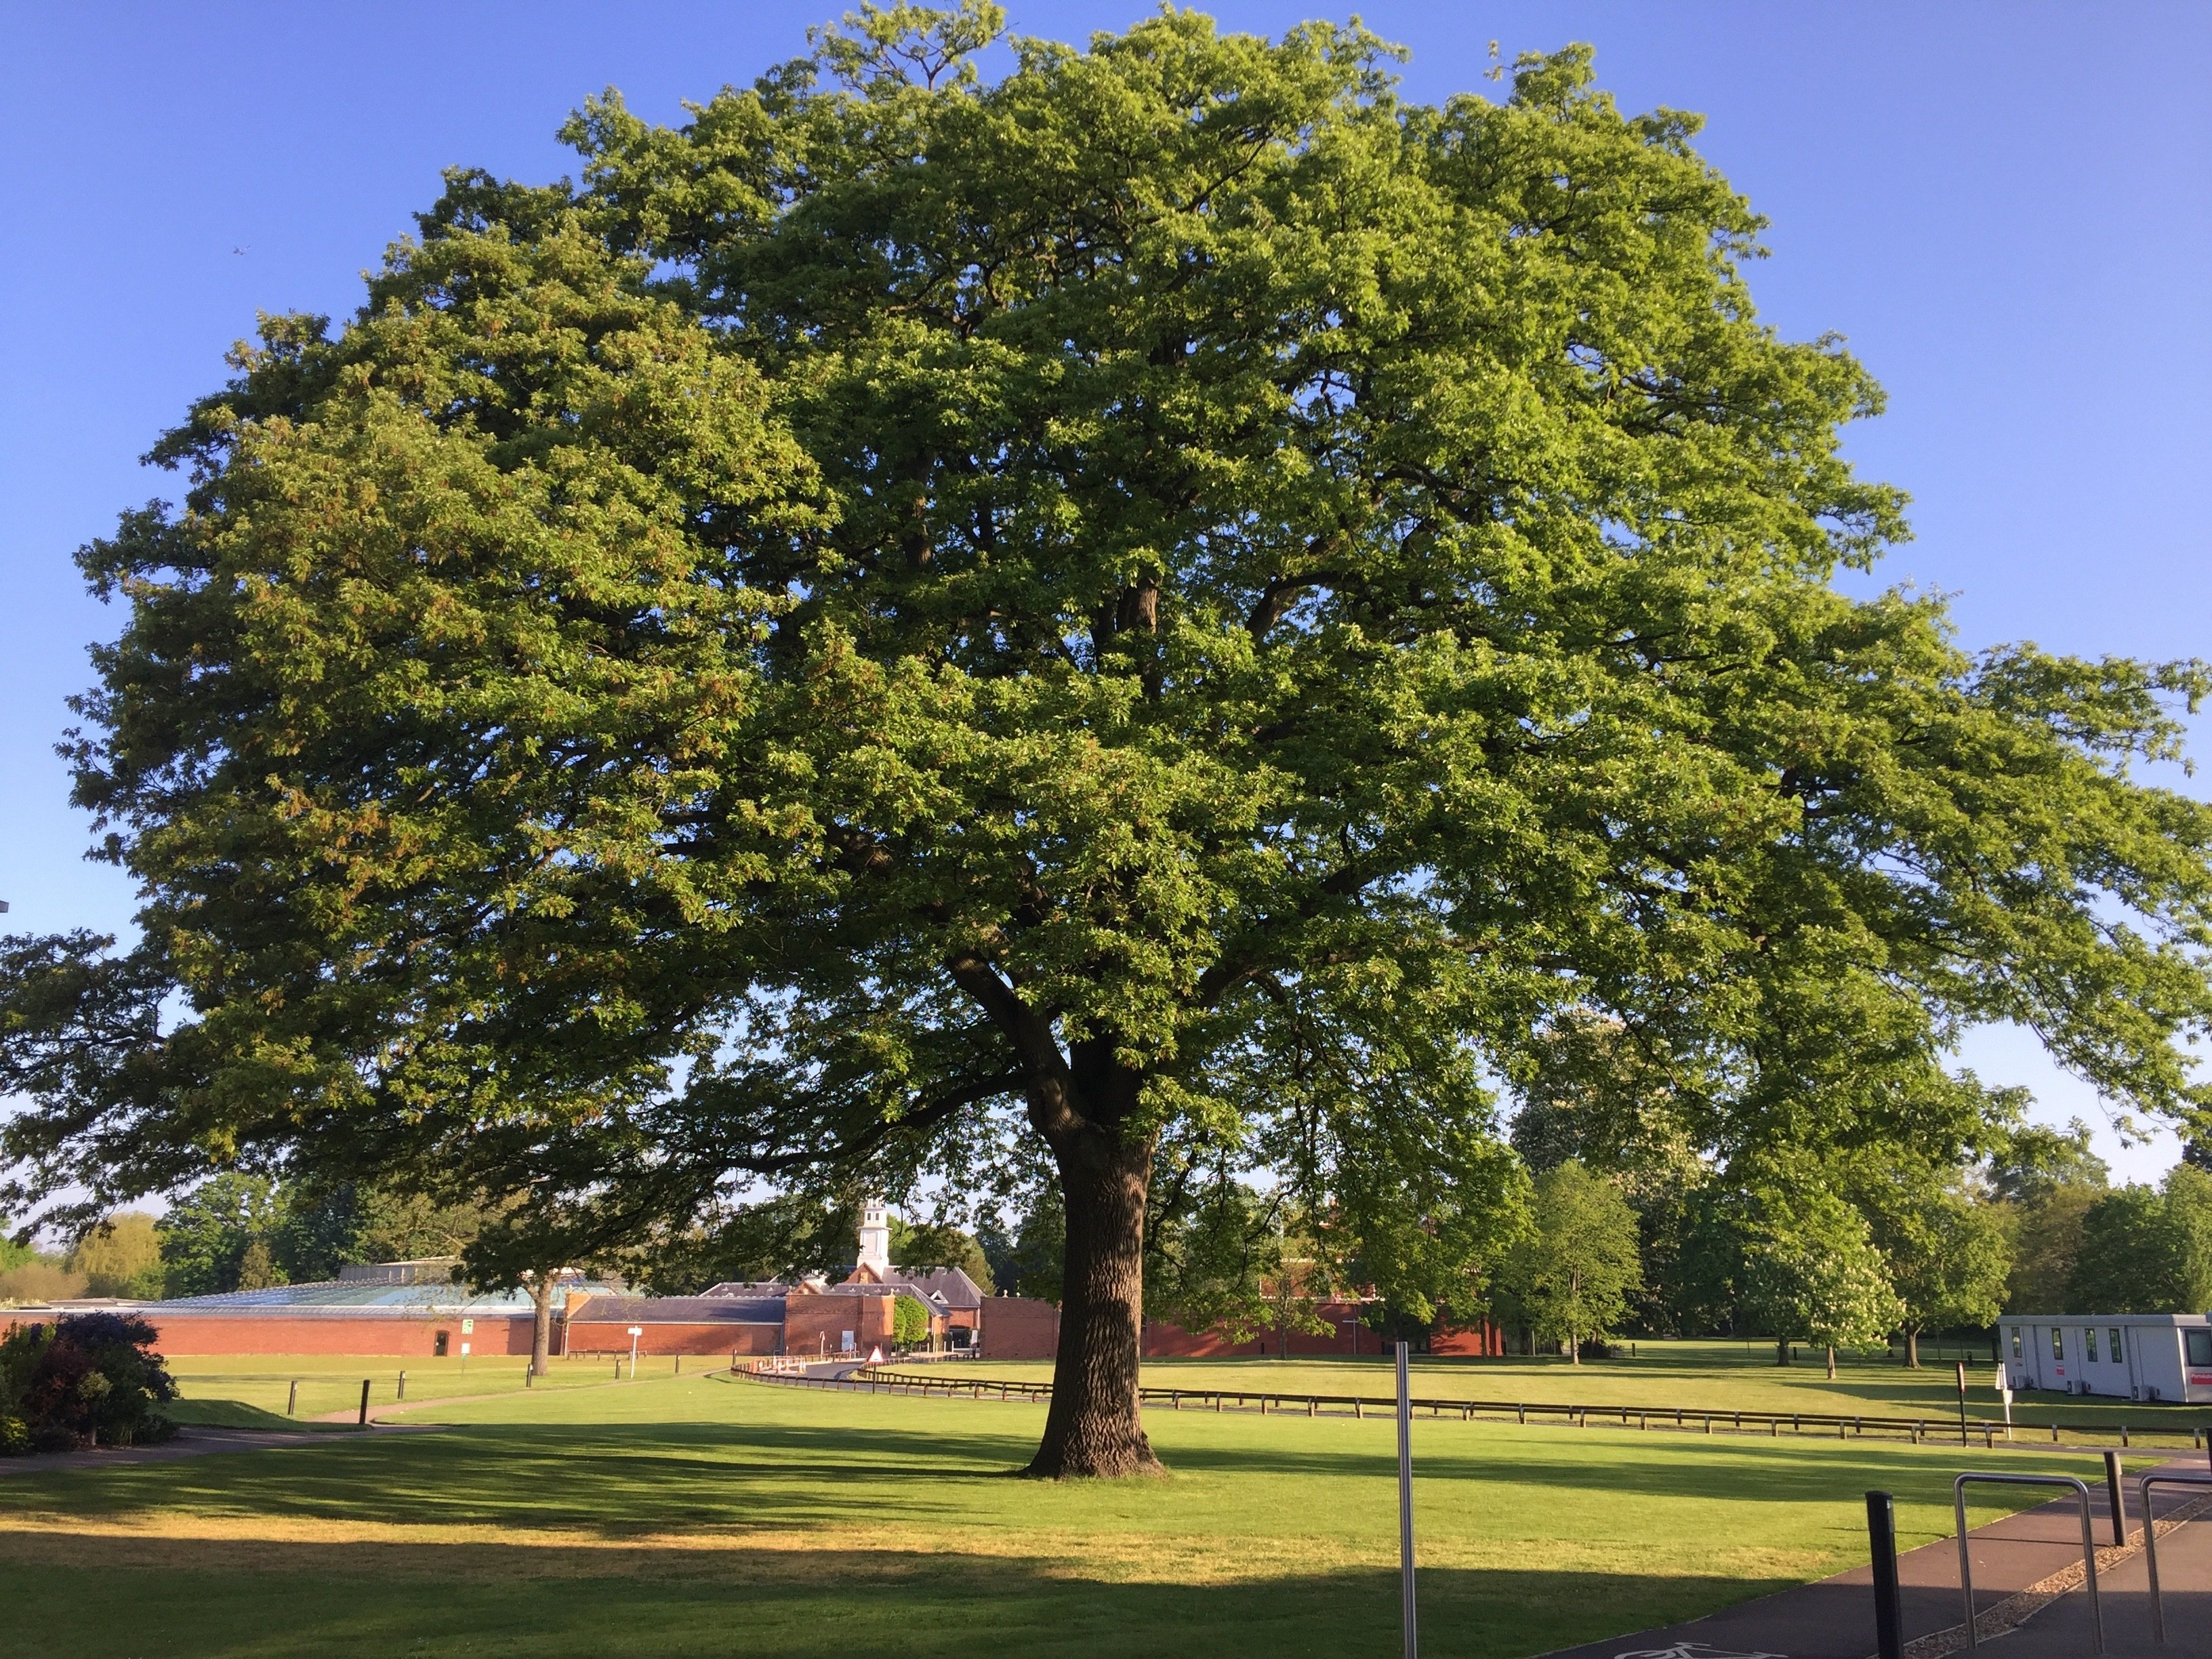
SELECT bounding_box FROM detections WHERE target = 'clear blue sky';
[2,1,2207,1183]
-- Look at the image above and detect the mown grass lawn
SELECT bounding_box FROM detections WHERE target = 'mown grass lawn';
[957,1338,2212,1446]
[0,1364,2123,1659]
[164,1349,660,1425]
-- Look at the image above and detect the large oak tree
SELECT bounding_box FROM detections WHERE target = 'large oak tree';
[9,5,2212,1476]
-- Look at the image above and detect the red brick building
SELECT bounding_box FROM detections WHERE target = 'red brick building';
[3,1205,1498,1361]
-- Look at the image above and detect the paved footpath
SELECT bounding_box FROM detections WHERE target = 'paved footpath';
[1540,1457,2212,1659]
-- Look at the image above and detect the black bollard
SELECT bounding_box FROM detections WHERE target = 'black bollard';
[357,1378,371,1426]
[286,1379,298,1417]
[1867,1491,1904,1659]
[397,1369,406,1401]
[2105,1450,2126,1545]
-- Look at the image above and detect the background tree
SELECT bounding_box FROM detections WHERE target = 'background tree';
[1854,1168,2009,1366]
[9,5,2212,1479]
[1510,1014,1718,1336]
[889,1216,995,1292]
[891,1293,933,1349]
[67,1212,165,1299]
[1991,1119,2111,1313]
[155,1175,284,1298]
[0,1246,88,1307]
[1740,1185,1904,1377]
[2068,1166,2212,1313]
[1494,1162,1641,1363]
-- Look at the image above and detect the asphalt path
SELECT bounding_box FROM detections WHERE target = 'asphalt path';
[1538,1456,2212,1659]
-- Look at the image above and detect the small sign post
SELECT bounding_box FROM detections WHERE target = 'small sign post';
[1994,1364,2013,1439]
[628,1325,643,1377]
[1396,1340,1418,1659]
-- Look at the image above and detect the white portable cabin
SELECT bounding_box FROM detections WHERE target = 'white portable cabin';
[2001,1313,2212,1403]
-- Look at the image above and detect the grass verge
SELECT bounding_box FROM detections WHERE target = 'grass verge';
[0,1363,2126,1659]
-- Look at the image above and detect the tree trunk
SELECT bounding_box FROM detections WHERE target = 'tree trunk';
[1825,1345,1837,1380]
[943,958,1163,1478]
[1906,1328,1920,1368]
[530,1273,556,1377]
[1027,1119,1162,1478]
[1776,1336,1790,1366]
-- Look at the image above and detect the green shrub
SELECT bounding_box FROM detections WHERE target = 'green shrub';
[0,1311,178,1453]
[891,1294,933,1348]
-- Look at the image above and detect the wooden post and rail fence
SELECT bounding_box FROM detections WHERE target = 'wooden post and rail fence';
[737,1359,2212,1453]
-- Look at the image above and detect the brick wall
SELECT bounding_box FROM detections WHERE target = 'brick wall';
[566,1321,781,1358]
[784,1292,896,1360]
[977,1296,1060,1359]
[33,1313,541,1356]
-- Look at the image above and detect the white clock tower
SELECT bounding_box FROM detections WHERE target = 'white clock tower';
[857,1200,891,1278]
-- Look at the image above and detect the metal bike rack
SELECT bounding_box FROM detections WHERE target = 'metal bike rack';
[2136,1471,2212,1645]
[1954,1472,2103,1655]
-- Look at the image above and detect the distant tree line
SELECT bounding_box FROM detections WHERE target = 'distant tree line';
[0,1177,507,1305]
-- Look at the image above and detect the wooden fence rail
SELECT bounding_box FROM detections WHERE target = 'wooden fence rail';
[764,1365,2212,1452]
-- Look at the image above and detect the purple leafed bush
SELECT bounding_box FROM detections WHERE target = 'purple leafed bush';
[0,1311,178,1454]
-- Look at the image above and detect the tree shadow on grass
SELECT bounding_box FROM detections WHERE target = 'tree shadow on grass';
[0,1535,1795,1659]
[0,1412,2015,1546]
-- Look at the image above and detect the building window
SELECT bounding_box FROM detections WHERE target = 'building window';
[2110,1328,2123,1364]
[2086,1328,2100,1363]
[2009,1327,2022,1358]
[2052,1328,2064,1361]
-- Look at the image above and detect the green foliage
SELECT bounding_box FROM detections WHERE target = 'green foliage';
[643,1192,863,1292]
[1988,1117,2110,1205]
[890,1218,995,1293]
[0,1254,88,1305]
[891,1292,933,1347]
[157,1174,285,1297]
[67,1211,166,1298]
[1495,1162,1642,1355]
[1141,1174,1330,1343]
[2067,1166,2212,1313]
[2003,1183,2102,1315]
[1740,1185,1902,1355]
[979,1191,1067,1305]
[7,7,2212,1467]
[0,1311,177,1453]
[1851,1165,2010,1347]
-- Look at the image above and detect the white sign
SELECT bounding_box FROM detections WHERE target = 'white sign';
[628,1326,643,1336]
[461,1318,474,1334]
[459,1341,470,1356]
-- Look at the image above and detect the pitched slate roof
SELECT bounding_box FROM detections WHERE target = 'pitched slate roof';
[884,1267,985,1311]
[565,1295,785,1325]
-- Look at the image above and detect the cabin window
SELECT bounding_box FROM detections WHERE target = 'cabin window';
[434,1330,449,1357]
[2051,1328,2064,1361]
[2188,1330,2212,1367]
[2086,1328,2100,1362]
[2110,1328,2123,1364]
[2009,1327,2022,1358]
